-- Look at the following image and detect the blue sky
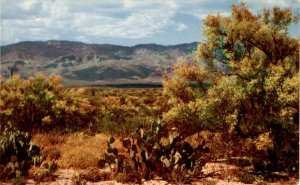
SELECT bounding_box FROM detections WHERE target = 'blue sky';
[1,0,299,46]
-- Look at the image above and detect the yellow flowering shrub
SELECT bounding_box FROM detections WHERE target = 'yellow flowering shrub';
[0,74,96,132]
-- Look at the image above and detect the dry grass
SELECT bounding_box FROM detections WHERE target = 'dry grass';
[32,133,66,162]
[32,132,110,169]
[58,133,108,169]
[32,133,66,147]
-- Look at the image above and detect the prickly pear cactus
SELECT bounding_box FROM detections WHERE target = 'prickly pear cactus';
[0,128,43,180]
[98,119,210,183]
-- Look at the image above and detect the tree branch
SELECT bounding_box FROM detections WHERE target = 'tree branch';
[245,38,273,60]
[227,72,251,81]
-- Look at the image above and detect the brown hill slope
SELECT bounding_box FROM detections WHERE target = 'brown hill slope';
[0,40,197,86]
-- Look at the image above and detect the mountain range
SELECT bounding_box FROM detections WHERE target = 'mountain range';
[0,40,198,86]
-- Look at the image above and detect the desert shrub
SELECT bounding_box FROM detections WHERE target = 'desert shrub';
[97,115,148,135]
[98,119,210,183]
[0,127,43,181]
[162,3,299,173]
[88,88,167,135]
[0,74,96,132]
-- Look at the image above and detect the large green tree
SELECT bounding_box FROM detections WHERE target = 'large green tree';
[163,3,299,173]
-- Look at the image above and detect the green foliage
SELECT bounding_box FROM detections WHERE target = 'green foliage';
[88,88,168,135]
[162,3,299,174]
[97,115,148,136]
[0,74,167,135]
[0,74,96,132]
[98,119,209,183]
[0,128,43,181]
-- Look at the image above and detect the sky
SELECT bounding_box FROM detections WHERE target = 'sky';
[1,0,299,46]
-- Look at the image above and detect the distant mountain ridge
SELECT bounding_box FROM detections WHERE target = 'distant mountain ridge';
[0,40,198,86]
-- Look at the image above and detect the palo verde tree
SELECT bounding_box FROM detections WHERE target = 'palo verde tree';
[163,3,299,173]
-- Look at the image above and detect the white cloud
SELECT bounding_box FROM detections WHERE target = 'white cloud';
[175,0,298,20]
[192,11,231,20]
[20,0,38,11]
[1,0,298,45]
[1,0,178,44]
[176,23,188,31]
[245,0,298,9]
[72,9,174,39]
[41,0,70,18]
[122,0,177,10]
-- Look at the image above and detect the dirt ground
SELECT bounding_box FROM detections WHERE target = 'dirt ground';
[2,163,297,185]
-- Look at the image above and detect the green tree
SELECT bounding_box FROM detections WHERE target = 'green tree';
[163,3,299,173]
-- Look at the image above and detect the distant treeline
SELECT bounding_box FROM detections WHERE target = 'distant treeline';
[68,83,164,88]
[67,82,212,89]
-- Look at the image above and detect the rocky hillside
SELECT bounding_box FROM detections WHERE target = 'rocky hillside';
[0,40,197,86]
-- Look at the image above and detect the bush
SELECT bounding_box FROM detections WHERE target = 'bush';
[0,74,96,132]
[88,88,167,135]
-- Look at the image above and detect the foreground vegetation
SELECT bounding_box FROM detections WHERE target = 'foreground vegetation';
[0,3,298,184]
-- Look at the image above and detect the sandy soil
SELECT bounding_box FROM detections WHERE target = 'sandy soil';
[1,163,298,185]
